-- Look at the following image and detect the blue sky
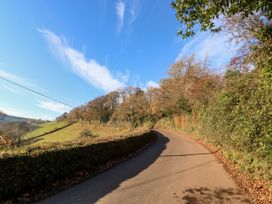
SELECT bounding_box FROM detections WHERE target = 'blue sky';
[0,0,238,120]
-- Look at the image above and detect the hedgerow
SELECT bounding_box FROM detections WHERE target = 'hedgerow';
[0,130,156,202]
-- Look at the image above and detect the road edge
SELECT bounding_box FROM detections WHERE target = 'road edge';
[156,128,271,204]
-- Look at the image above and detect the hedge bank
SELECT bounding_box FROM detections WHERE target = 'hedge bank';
[0,130,156,202]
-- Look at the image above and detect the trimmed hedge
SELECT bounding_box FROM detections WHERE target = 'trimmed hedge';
[0,131,156,201]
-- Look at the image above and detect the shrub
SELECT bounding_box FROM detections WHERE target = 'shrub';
[80,129,96,138]
[142,120,155,129]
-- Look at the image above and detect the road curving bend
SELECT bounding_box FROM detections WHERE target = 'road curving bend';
[38,130,252,204]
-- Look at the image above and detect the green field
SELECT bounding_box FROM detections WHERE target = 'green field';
[21,121,138,146]
[22,121,69,140]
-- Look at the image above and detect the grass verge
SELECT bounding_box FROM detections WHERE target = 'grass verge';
[188,133,272,204]
[159,127,272,204]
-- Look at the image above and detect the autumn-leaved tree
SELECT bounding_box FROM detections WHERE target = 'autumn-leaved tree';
[114,89,151,128]
[151,56,220,118]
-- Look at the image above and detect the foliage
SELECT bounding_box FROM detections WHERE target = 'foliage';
[0,130,155,202]
[81,91,120,123]
[0,122,33,147]
[56,112,68,121]
[114,89,151,128]
[80,129,96,138]
[149,55,220,118]
[168,0,272,181]
[154,117,175,130]
[172,0,272,38]
[66,87,153,129]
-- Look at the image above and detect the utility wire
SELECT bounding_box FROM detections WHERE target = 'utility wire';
[0,75,74,108]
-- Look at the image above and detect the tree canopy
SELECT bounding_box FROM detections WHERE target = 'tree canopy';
[172,0,272,38]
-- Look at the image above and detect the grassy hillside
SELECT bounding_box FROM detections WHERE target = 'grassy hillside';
[22,121,69,140]
[21,121,138,146]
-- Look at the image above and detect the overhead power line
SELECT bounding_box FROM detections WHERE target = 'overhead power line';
[0,75,74,108]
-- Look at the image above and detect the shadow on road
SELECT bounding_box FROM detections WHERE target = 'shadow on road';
[181,187,252,204]
[117,159,215,192]
[160,152,218,157]
[39,130,169,204]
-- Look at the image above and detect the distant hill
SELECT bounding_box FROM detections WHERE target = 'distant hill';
[0,112,47,124]
[0,114,32,123]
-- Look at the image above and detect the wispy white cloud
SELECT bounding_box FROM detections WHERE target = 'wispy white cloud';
[37,99,71,114]
[130,76,159,91]
[1,84,23,95]
[115,0,125,33]
[127,0,143,32]
[0,69,63,120]
[115,0,143,34]
[38,28,125,92]
[146,80,159,88]
[176,32,239,70]
[0,69,40,90]
[131,74,143,88]
[142,80,160,92]
[99,0,108,26]
[116,69,130,84]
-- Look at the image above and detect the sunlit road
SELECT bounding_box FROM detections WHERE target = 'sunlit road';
[38,130,251,204]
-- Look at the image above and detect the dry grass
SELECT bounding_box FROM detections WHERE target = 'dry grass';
[23,121,146,146]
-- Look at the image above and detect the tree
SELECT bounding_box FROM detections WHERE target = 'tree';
[114,89,151,128]
[56,112,68,121]
[117,86,141,102]
[172,0,272,38]
[160,56,220,114]
[84,96,108,123]
[158,77,190,116]
[82,91,121,123]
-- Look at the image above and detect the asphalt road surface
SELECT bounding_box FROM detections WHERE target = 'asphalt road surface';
[38,130,251,204]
